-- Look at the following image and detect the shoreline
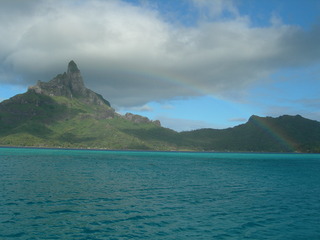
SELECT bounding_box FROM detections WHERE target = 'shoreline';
[0,145,313,154]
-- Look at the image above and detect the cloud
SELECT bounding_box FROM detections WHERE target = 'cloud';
[296,98,320,109]
[1,0,320,107]
[156,116,219,132]
[161,104,175,110]
[190,0,239,19]
[120,104,154,112]
[228,117,247,123]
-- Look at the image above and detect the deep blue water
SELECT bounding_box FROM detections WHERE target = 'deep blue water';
[0,148,319,240]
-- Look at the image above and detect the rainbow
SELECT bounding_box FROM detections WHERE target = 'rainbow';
[126,68,299,152]
[123,66,208,95]
[250,116,297,152]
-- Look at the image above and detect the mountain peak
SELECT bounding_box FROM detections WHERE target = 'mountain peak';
[248,115,260,123]
[28,61,111,107]
[67,60,79,74]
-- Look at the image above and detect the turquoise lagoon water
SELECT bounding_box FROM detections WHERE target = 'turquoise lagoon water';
[0,147,319,239]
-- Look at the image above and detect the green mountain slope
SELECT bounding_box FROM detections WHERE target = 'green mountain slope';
[0,61,178,150]
[1,61,320,152]
[180,115,320,152]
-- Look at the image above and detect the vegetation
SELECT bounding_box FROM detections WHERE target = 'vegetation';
[0,92,180,150]
[1,82,320,152]
[180,115,320,153]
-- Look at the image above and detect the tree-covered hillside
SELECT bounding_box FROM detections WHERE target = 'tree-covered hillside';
[1,61,320,152]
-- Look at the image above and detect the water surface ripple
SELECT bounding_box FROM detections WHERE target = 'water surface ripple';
[1,148,319,239]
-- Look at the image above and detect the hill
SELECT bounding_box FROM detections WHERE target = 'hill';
[180,115,320,152]
[1,61,320,152]
[0,61,176,150]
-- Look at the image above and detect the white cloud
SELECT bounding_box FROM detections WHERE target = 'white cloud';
[190,0,239,19]
[228,117,247,123]
[120,104,154,112]
[270,12,283,27]
[161,104,175,110]
[157,116,219,132]
[296,98,320,109]
[1,0,320,108]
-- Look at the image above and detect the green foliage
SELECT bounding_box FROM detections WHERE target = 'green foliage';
[180,115,320,152]
[1,90,320,152]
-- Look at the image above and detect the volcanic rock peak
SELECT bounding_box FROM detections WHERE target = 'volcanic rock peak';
[28,61,110,107]
[67,60,80,73]
[27,60,160,125]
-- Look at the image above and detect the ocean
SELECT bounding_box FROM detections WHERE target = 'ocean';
[0,147,319,239]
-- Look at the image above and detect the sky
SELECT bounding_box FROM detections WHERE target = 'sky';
[0,0,320,131]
